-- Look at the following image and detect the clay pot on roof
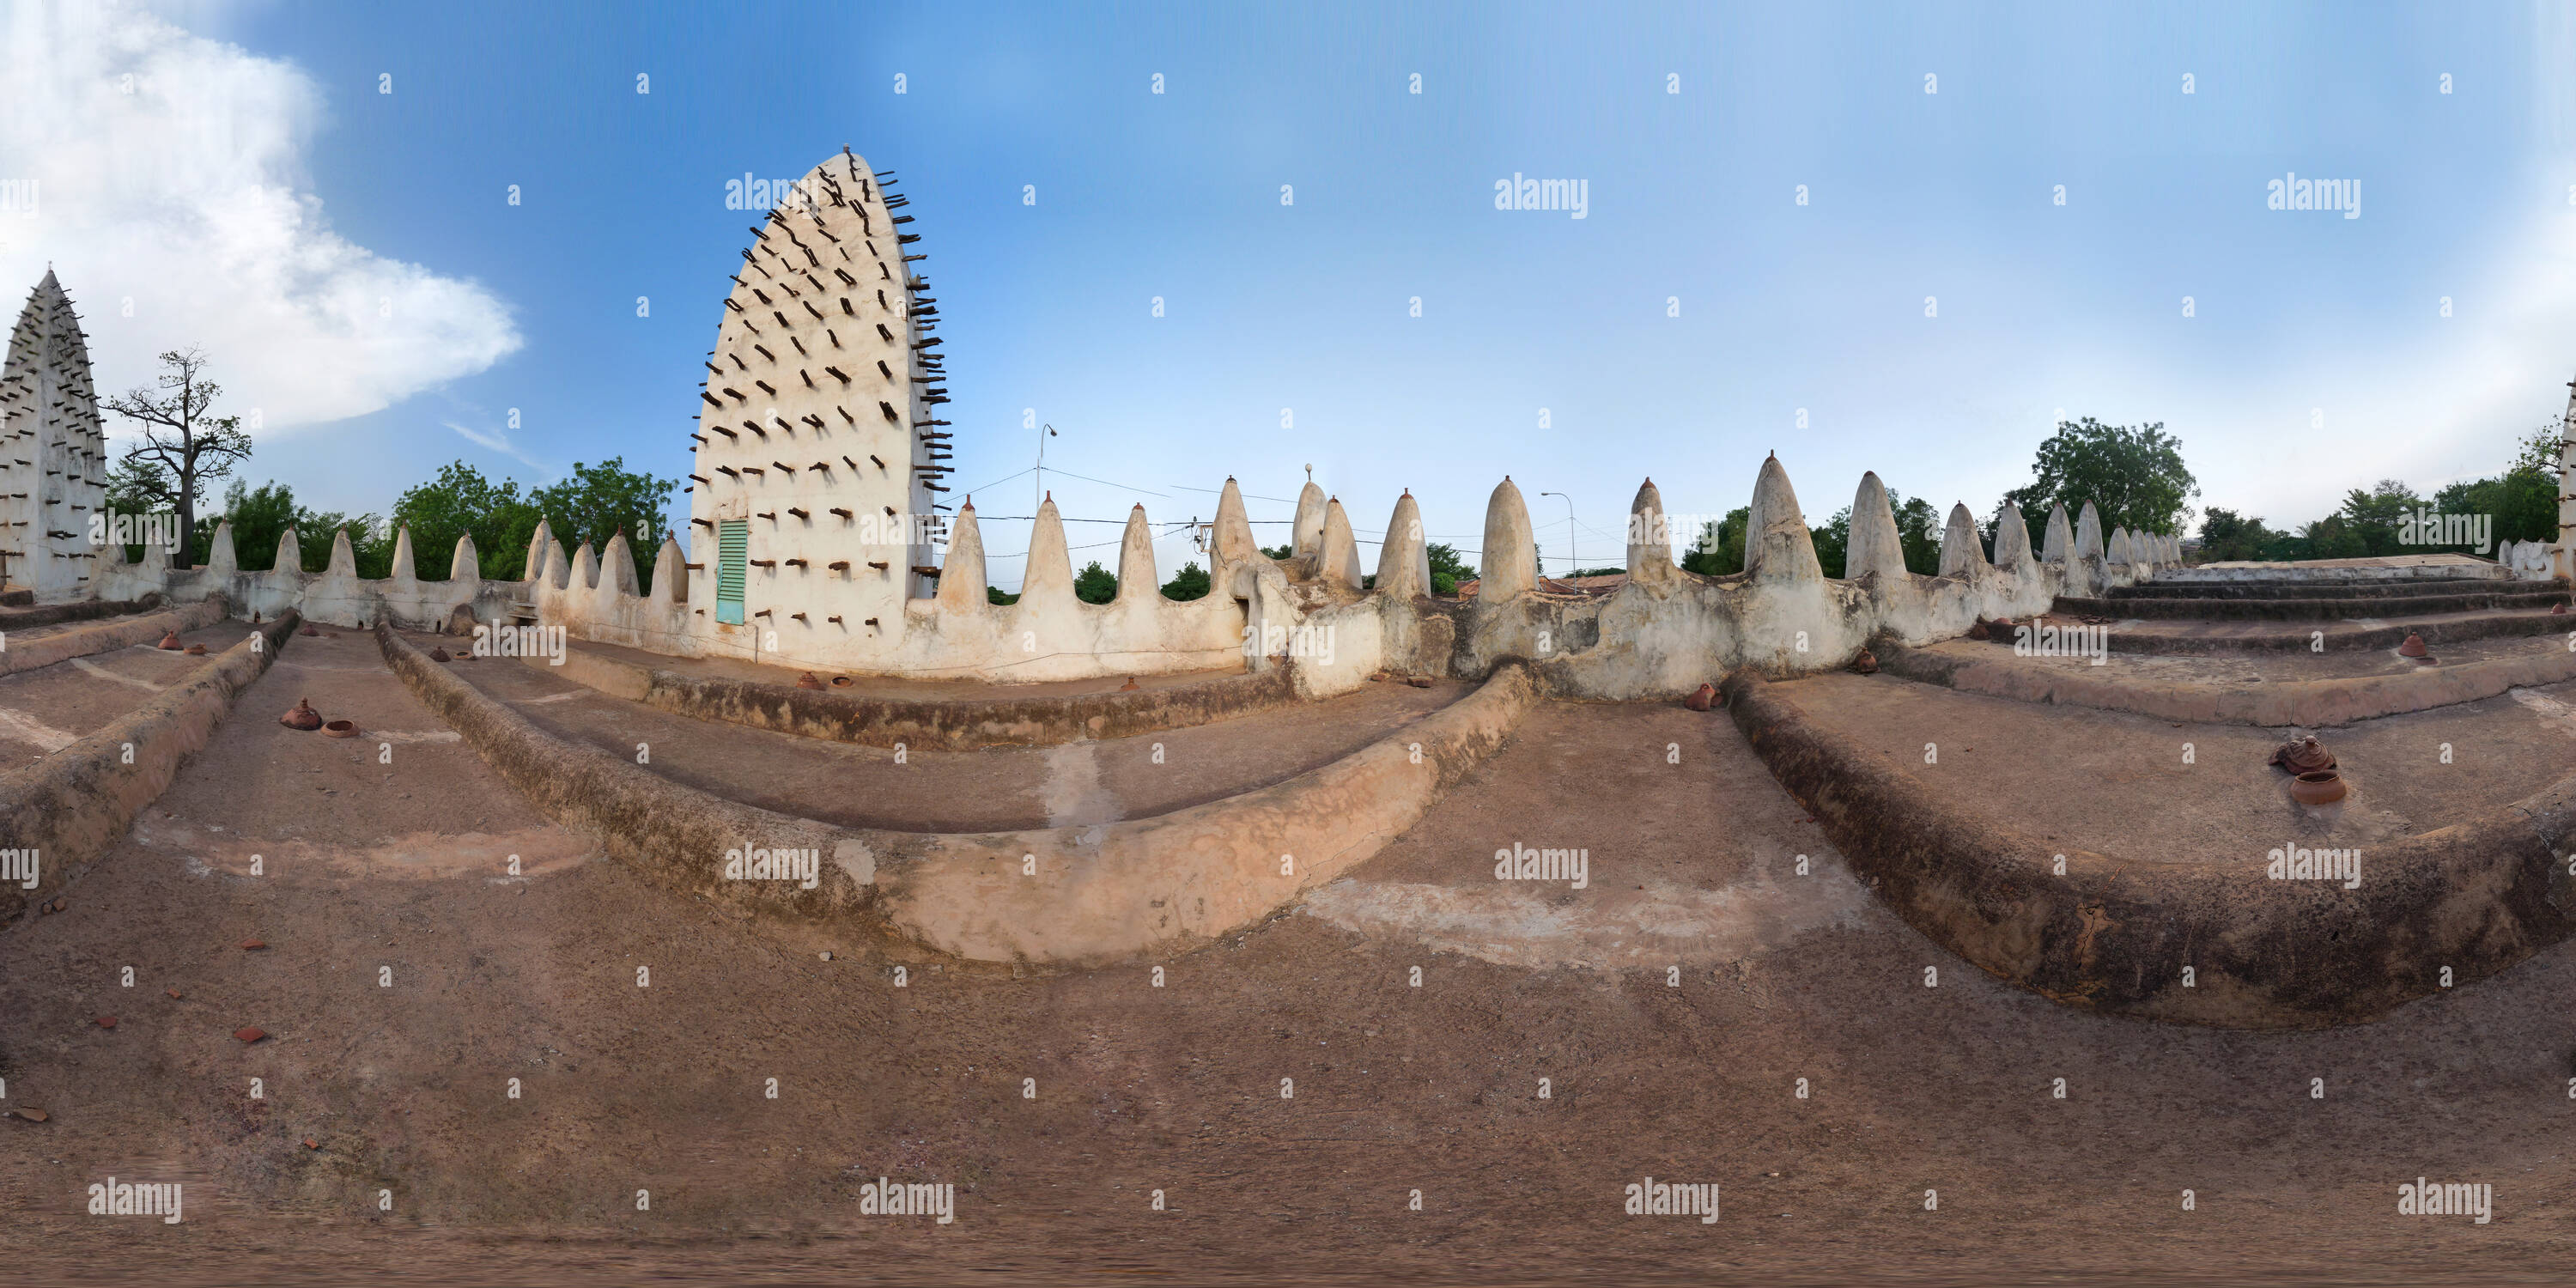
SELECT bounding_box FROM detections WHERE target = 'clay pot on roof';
[2289,769,2347,806]
[2269,736,2336,775]
[279,698,322,731]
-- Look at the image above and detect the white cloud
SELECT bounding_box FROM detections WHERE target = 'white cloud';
[0,0,519,433]
[441,417,548,475]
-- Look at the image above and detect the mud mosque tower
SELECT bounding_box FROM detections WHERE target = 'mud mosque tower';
[684,149,952,647]
[0,270,107,603]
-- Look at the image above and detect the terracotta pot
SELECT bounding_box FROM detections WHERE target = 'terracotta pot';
[321,720,359,738]
[2397,633,2428,659]
[156,630,182,650]
[184,644,207,655]
[796,671,824,690]
[1684,683,1718,712]
[2269,735,2336,775]
[2290,769,2347,806]
[1118,677,1142,692]
[1966,620,1990,641]
[1850,649,1880,675]
[830,675,854,688]
[279,698,323,731]
[300,625,319,637]
[429,647,451,662]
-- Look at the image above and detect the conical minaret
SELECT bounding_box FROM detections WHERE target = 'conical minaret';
[683,150,945,644]
[0,270,107,602]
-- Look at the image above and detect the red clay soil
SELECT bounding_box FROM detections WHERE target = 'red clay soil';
[0,634,2572,1284]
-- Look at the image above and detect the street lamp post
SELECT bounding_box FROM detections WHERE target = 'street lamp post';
[1540,490,1575,586]
[1035,422,1058,512]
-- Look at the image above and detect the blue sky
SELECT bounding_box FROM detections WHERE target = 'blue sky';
[11,1,2576,585]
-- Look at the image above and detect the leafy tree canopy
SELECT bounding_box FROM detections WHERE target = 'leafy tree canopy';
[2002,417,2199,551]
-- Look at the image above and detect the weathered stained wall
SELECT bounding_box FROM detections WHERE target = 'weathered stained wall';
[95,519,522,632]
[94,458,2172,696]
[1,271,107,602]
[684,150,945,649]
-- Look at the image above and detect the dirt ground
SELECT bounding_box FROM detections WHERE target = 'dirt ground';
[1931,623,2576,682]
[0,619,246,767]
[1777,670,2576,862]
[3,628,2573,1285]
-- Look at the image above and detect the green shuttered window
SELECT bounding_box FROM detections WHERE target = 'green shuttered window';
[715,519,747,624]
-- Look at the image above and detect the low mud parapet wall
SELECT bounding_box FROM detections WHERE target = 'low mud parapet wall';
[2057,586,2567,619]
[1882,641,2576,728]
[394,626,1541,965]
[0,592,164,634]
[869,661,1540,965]
[2057,612,2571,656]
[1722,671,2576,1029]
[532,645,1297,750]
[379,624,879,915]
[2,611,295,925]
[0,597,230,679]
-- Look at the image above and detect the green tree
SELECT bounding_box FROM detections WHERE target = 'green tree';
[196,479,295,570]
[102,347,256,560]
[103,457,172,564]
[987,586,1019,605]
[1892,493,1943,575]
[1161,560,1212,601]
[2337,480,2421,557]
[1073,560,1117,604]
[2196,507,2277,562]
[2512,417,2562,476]
[389,460,546,580]
[1811,508,1850,579]
[1800,491,1940,579]
[1260,543,1292,560]
[191,480,390,577]
[529,458,677,587]
[2300,513,2367,560]
[2433,471,2555,550]
[2002,417,2199,552]
[1425,542,1473,596]
[1680,508,1749,576]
